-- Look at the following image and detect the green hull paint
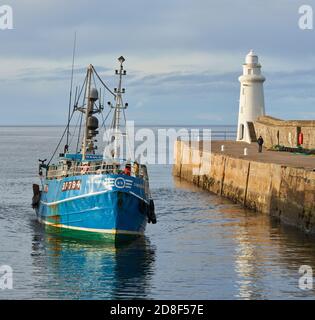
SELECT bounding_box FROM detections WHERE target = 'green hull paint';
[44,224,141,244]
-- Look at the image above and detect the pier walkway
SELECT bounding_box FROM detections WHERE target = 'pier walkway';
[205,141,315,171]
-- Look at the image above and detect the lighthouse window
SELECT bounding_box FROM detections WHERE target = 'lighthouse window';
[247,69,251,75]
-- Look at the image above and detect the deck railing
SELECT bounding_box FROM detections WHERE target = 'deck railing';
[47,163,147,180]
[178,130,237,141]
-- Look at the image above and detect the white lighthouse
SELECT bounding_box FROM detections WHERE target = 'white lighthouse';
[237,50,265,143]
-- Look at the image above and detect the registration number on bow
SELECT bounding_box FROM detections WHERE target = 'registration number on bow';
[62,180,81,191]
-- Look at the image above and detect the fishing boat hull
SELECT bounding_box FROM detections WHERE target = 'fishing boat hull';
[36,174,150,240]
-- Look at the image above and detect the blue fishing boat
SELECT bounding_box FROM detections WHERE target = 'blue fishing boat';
[32,56,156,241]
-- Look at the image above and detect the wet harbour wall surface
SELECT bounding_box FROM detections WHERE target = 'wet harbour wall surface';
[173,140,315,233]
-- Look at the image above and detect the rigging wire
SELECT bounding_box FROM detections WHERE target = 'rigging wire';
[47,65,119,165]
[76,112,83,153]
[100,108,113,129]
[47,77,85,166]
[77,74,88,107]
[92,65,116,97]
[69,112,82,146]
[122,108,133,160]
[76,75,87,105]
[100,108,114,145]
[47,110,75,165]
[66,32,77,146]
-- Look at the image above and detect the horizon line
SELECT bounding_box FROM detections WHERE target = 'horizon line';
[0,123,237,127]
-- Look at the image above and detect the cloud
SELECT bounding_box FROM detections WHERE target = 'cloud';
[0,0,314,125]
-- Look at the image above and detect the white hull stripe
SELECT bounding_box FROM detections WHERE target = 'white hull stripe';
[38,217,144,236]
[41,189,110,206]
[129,191,149,204]
[40,190,148,206]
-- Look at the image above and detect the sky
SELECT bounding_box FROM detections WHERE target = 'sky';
[0,0,314,125]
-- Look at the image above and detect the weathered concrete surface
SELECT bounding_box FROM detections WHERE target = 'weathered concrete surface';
[254,115,315,150]
[173,140,315,233]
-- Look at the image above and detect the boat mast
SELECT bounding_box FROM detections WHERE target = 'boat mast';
[112,56,127,159]
[82,64,93,160]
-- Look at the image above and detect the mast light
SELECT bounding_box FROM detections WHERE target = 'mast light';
[118,56,125,64]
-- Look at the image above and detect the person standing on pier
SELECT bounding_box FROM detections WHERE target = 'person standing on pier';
[257,136,264,153]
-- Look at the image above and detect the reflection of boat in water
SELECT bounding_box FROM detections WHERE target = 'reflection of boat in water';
[32,57,156,242]
[31,228,156,299]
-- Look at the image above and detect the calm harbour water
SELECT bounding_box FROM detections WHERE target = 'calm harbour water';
[1,126,315,300]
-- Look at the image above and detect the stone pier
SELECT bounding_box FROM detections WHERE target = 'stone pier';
[173,140,315,233]
[254,115,315,150]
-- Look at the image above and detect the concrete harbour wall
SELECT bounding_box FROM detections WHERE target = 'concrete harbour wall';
[173,140,315,233]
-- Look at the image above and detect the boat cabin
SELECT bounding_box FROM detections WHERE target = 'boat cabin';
[46,154,148,180]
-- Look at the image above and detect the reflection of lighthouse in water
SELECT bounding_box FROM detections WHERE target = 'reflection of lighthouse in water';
[237,50,265,144]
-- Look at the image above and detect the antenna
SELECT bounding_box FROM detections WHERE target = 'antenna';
[66,32,77,147]
[74,86,78,108]
[112,56,127,159]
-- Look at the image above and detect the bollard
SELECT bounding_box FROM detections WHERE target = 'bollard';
[244,148,248,156]
[221,145,225,152]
